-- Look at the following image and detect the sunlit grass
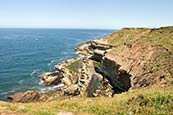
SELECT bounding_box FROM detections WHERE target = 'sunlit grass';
[1,85,173,115]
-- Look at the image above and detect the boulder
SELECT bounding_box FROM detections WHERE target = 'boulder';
[39,72,63,86]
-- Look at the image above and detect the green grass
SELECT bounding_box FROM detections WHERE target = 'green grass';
[106,27,173,84]
[7,105,17,111]
[67,59,81,72]
[17,108,29,113]
[107,28,149,46]
[93,60,101,68]
[107,27,173,50]
[1,27,173,115]
[1,85,173,115]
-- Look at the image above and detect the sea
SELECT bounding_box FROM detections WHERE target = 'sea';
[0,28,114,101]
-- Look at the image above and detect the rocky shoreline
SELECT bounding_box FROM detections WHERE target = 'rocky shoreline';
[8,27,173,102]
[8,40,117,102]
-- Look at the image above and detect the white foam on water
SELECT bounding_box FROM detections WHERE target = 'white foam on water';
[51,60,56,63]
[38,79,44,85]
[0,90,16,95]
[75,51,79,54]
[52,83,64,89]
[60,51,68,55]
[60,51,75,55]
[30,69,40,76]
[18,80,24,85]
[47,60,57,66]
[30,69,45,77]
[47,59,59,71]
[38,83,65,92]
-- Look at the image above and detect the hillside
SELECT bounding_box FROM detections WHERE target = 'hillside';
[0,27,173,115]
[0,85,173,115]
[103,27,173,89]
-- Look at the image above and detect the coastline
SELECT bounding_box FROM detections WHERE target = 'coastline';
[0,29,115,101]
[7,27,173,102]
[7,38,116,102]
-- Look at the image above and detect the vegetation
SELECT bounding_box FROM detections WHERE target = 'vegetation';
[106,27,173,86]
[93,60,101,68]
[107,27,173,47]
[1,27,173,115]
[67,59,81,72]
[0,85,173,115]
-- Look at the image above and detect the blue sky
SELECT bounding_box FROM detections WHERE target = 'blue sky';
[0,0,173,29]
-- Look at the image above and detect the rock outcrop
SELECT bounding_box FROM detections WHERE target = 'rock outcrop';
[8,27,173,102]
[8,91,40,102]
[39,72,63,86]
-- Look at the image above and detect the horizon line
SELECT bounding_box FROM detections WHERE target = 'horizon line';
[0,25,171,30]
[0,27,118,30]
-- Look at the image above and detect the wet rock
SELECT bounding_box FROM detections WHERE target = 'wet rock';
[39,71,63,86]
[8,91,40,102]
[39,89,64,102]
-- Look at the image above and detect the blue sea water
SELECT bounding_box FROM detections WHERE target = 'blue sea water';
[0,28,114,101]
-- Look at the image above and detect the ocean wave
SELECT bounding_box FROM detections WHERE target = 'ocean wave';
[0,90,16,95]
[75,51,79,54]
[38,83,65,92]
[47,59,57,66]
[30,69,44,77]
[47,59,59,71]
[60,51,75,55]
[38,79,44,86]
[18,80,24,85]
[59,58,64,61]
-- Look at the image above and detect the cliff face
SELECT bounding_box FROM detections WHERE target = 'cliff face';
[8,27,173,102]
[75,27,173,92]
[104,27,173,88]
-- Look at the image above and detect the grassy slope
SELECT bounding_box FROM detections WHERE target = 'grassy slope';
[107,27,173,47]
[0,27,173,115]
[0,85,173,115]
[105,27,173,87]
[107,27,173,60]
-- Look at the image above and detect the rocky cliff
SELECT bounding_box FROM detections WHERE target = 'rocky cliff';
[8,27,173,102]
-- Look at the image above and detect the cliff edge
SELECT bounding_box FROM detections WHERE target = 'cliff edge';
[8,27,173,102]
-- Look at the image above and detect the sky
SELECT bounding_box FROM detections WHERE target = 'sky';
[0,0,173,29]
